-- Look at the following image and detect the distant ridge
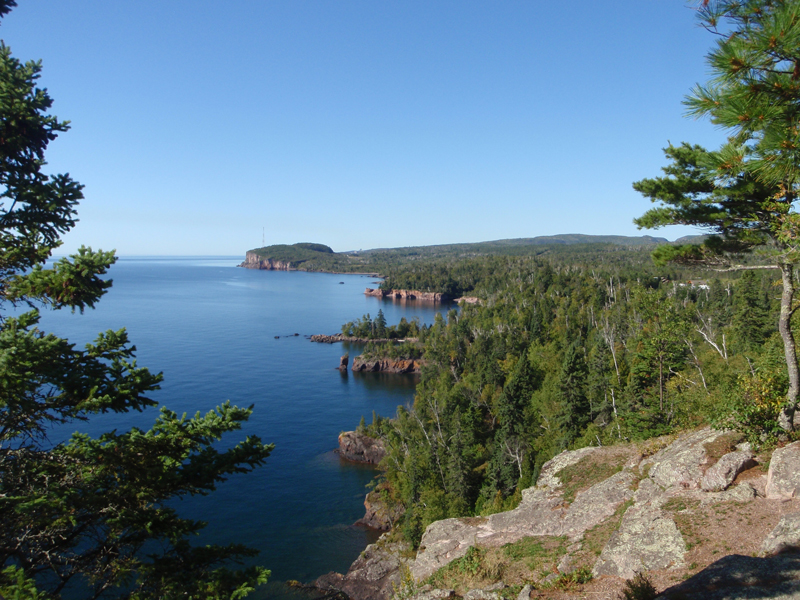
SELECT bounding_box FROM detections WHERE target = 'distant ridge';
[485,234,669,247]
[242,234,692,275]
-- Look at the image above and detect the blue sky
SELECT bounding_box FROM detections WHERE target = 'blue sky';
[4,2,725,256]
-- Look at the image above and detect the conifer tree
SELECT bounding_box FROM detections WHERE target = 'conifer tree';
[0,4,272,597]
[556,342,590,448]
[635,0,800,429]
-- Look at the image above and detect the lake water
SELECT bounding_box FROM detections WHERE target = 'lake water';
[30,257,449,599]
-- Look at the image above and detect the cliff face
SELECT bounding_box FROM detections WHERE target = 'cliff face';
[338,431,386,464]
[238,251,295,270]
[365,288,449,303]
[351,356,422,374]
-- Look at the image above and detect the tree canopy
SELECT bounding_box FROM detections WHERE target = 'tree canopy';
[0,4,272,598]
[634,0,800,430]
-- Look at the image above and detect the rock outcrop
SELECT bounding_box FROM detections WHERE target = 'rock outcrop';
[592,477,686,579]
[761,512,800,556]
[324,428,800,600]
[351,357,422,374]
[365,288,450,303]
[356,489,405,531]
[238,251,295,270]
[338,354,349,371]
[315,533,412,600]
[338,431,386,465]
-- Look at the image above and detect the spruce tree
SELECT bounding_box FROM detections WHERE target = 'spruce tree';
[556,342,590,449]
[0,4,272,598]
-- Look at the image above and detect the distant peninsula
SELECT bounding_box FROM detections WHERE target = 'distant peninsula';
[239,234,707,297]
[239,242,345,271]
[240,234,702,272]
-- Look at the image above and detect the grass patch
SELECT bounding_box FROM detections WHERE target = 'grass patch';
[502,536,568,570]
[662,497,700,513]
[555,453,627,503]
[540,567,593,590]
[425,537,569,594]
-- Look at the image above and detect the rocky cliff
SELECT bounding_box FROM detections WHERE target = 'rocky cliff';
[351,356,422,374]
[238,251,296,270]
[365,288,450,303]
[338,431,386,464]
[317,428,800,600]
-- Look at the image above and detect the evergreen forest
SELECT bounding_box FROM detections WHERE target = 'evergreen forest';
[353,255,789,548]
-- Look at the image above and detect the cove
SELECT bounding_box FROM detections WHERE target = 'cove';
[31,257,450,599]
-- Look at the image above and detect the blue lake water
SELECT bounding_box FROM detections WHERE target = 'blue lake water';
[30,257,449,598]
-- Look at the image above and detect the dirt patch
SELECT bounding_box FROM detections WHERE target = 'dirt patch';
[660,494,800,583]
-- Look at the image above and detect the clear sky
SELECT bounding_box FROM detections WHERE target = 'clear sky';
[3,1,727,256]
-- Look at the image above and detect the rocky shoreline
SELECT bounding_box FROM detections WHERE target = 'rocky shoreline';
[365,287,450,303]
[317,428,800,600]
[310,334,398,344]
[351,356,422,374]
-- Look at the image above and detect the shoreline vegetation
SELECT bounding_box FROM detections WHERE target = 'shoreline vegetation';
[302,232,800,599]
[245,231,800,600]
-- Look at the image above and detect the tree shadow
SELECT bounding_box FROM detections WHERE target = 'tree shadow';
[660,551,800,599]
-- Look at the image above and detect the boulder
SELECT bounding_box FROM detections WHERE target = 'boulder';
[338,354,349,371]
[642,428,726,490]
[463,590,501,600]
[699,481,758,505]
[408,590,456,600]
[338,431,386,464]
[762,512,800,556]
[701,450,756,492]
[766,442,800,499]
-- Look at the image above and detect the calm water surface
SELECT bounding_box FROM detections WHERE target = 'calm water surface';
[33,257,449,598]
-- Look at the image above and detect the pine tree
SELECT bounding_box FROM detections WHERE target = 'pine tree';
[635,0,800,429]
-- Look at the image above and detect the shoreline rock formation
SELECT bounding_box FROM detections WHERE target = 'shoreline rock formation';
[238,251,296,270]
[365,288,450,303]
[318,429,800,600]
[351,356,421,374]
[338,431,386,465]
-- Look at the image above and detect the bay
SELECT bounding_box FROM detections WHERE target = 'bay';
[30,257,449,598]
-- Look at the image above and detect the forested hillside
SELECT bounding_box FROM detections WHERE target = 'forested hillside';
[244,235,683,283]
[356,256,782,547]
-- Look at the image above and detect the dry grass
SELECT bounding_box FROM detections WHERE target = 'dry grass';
[702,431,745,466]
[555,447,635,504]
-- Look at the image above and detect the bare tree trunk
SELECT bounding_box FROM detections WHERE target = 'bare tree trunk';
[779,262,799,431]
